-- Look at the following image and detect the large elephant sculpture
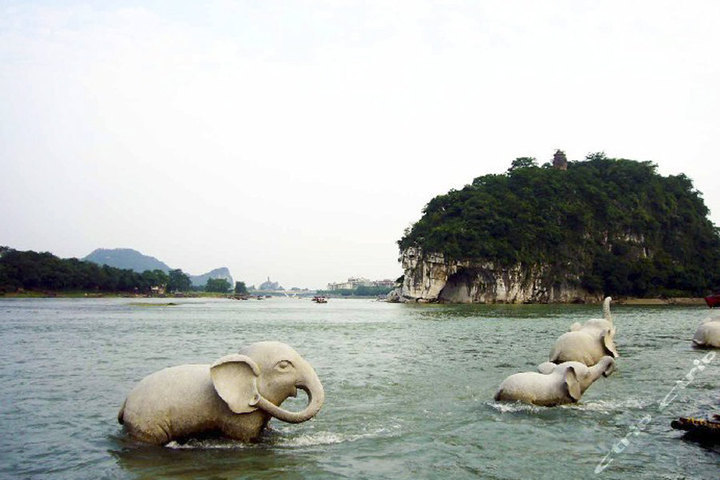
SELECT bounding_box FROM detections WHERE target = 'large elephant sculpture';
[118,341,324,445]
[692,316,720,348]
[549,297,618,366]
[494,356,615,406]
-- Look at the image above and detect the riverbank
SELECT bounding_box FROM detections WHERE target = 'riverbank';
[0,290,220,299]
[615,297,706,306]
[0,290,710,306]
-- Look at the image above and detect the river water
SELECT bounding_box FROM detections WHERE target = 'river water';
[0,298,717,479]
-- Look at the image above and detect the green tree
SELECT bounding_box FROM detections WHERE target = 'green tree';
[507,157,538,172]
[234,281,248,294]
[206,278,231,293]
[0,248,148,293]
[141,269,169,292]
[585,151,608,161]
[168,269,191,292]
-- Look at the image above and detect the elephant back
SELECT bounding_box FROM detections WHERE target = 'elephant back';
[120,364,222,443]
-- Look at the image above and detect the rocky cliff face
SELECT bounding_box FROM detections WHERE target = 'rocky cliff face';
[189,267,234,288]
[399,247,598,304]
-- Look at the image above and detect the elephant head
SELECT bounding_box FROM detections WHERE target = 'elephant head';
[538,356,616,394]
[571,297,616,337]
[494,363,582,405]
[550,297,619,366]
[692,316,720,348]
[210,341,324,423]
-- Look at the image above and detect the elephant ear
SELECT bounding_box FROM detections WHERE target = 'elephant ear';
[564,366,581,402]
[602,329,619,358]
[210,354,261,414]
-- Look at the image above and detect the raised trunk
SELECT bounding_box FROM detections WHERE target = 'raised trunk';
[256,373,324,424]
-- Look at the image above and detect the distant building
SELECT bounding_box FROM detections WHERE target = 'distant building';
[327,277,395,290]
[150,285,166,295]
[258,277,284,291]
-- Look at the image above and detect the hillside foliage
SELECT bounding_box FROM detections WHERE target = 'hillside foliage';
[398,155,720,297]
[0,247,192,294]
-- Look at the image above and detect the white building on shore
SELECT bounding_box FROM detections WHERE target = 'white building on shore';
[326,277,396,291]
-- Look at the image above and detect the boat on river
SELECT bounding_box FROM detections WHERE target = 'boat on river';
[705,294,720,308]
[312,296,328,304]
[671,416,720,441]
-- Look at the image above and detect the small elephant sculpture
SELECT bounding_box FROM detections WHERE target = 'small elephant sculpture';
[494,356,615,406]
[118,341,324,445]
[692,316,720,348]
[549,297,618,366]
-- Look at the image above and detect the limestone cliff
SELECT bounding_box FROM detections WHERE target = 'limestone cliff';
[189,267,234,288]
[399,247,598,304]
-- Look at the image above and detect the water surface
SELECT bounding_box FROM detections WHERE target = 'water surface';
[0,298,717,479]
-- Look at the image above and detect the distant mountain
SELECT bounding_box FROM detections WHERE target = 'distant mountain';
[84,248,171,273]
[83,248,233,287]
[189,268,234,288]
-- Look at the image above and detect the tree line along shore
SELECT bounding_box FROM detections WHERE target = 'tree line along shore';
[0,247,236,296]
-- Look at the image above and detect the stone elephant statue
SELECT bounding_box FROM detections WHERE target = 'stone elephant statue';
[549,297,619,366]
[118,341,324,445]
[692,316,720,348]
[494,356,615,406]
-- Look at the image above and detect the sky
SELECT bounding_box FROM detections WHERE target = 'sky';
[1,1,719,290]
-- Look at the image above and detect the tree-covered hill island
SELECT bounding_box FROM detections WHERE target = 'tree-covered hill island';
[395,152,720,303]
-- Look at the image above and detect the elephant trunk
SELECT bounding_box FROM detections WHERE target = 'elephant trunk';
[255,368,324,424]
[603,296,613,324]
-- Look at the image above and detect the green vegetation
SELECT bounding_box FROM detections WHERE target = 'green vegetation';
[234,281,248,295]
[398,154,720,297]
[168,269,192,292]
[205,278,231,293]
[317,285,394,297]
[0,247,191,294]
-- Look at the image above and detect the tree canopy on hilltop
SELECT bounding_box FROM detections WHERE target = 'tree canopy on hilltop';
[0,248,191,294]
[398,156,720,297]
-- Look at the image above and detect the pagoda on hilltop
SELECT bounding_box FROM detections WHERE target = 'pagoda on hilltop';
[552,149,568,170]
[259,277,283,291]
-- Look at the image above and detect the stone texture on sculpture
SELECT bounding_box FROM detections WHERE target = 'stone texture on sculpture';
[118,341,324,445]
[549,297,619,366]
[692,316,720,348]
[494,356,615,406]
[399,247,597,304]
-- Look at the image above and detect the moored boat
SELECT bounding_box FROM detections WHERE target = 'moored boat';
[671,416,720,441]
[705,294,720,308]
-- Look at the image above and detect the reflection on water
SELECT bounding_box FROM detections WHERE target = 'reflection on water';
[0,298,717,479]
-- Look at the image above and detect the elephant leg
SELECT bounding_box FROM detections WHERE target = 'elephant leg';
[218,410,268,442]
[124,418,174,445]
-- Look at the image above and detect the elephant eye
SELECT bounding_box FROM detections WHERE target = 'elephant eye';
[276,360,293,371]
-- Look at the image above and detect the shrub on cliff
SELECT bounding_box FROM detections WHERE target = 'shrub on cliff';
[398,155,720,297]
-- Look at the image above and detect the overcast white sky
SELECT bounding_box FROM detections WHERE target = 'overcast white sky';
[1,1,719,289]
